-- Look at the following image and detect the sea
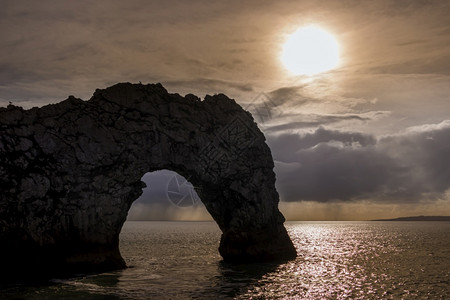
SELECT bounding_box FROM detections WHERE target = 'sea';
[1,221,449,299]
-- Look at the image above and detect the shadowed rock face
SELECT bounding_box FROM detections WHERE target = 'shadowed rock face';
[0,83,296,278]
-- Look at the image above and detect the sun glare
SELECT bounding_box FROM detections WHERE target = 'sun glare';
[281,25,340,76]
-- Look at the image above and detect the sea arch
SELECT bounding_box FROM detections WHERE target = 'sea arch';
[0,83,296,278]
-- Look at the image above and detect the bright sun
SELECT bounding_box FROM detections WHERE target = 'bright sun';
[281,26,340,76]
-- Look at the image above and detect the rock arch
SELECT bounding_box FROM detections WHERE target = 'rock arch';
[0,83,296,278]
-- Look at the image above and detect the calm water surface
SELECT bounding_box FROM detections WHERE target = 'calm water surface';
[2,221,449,299]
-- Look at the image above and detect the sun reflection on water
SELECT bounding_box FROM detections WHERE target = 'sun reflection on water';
[238,222,449,299]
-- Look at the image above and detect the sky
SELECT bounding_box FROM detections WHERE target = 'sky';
[1,0,449,220]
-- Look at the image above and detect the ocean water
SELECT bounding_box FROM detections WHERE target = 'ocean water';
[1,221,449,299]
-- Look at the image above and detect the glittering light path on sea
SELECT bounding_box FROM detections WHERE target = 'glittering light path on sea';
[239,222,450,299]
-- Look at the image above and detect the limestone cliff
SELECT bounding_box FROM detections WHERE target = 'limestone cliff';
[0,83,296,279]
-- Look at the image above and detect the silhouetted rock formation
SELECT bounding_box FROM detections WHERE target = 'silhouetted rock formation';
[0,83,296,279]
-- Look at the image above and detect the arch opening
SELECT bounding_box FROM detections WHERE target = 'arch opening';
[126,170,212,221]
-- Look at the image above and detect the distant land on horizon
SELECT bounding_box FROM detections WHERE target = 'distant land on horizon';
[371,216,450,221]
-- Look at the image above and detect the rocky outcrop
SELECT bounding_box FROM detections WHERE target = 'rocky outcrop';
[0,83,296,279]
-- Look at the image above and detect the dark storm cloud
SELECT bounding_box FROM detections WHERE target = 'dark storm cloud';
[267,121,450,203]
[380,121,450,194]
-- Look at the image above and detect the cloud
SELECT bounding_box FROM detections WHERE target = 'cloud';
[2,0,278,110]
[126,170,212,221]
[333,1,450,76]
[268,122,450,203]
[263,113,377,132]
[267,86,313,106]
[253,72,450,138]
[1,0,449,111]
[164,78,254,93]
[258,78,380,117]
